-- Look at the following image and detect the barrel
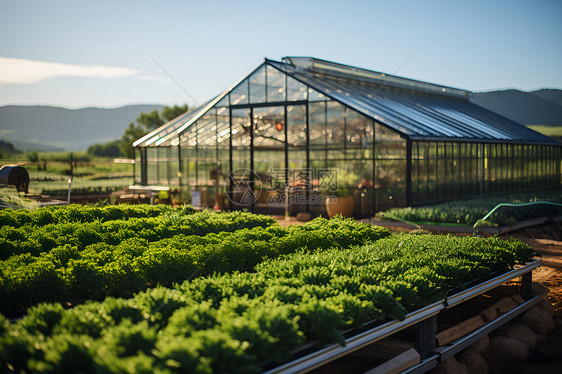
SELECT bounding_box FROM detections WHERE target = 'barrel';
[0,165,30,193]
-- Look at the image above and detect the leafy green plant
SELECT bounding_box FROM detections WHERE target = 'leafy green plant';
[0,214,389,316]
[377,187,562,226]
[0,233,534,373]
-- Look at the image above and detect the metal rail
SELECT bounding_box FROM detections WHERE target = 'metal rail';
[402,294,544,373]
[264,301,445,374]
[437,294,543,360]
[446,260,541,308]
[265,260,540,374]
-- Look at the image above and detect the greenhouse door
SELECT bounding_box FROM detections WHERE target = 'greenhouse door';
[253,106,287,214]
[228,104,308,214]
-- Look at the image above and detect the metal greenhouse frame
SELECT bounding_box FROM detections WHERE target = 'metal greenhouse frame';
[133,57,561,217]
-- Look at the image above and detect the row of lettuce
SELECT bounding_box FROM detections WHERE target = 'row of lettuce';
[0,205,534,373]
[1,212,387,316]
[0,204,194,229]
[377,187,562,227]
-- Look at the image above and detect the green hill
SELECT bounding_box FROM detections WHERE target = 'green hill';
[0,104,164,151]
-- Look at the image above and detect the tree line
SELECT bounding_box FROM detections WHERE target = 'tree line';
[87,104,188,158]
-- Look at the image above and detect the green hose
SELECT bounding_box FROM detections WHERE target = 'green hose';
[473,201,562,229]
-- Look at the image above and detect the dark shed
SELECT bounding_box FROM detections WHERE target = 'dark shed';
[0,165,30,193]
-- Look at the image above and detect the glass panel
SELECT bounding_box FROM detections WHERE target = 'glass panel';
[216,93,229,107]
[375,160,406,211]
[326,101,345,151]
[180,146,191,200]
[229,108,252,208]
[346,108,372,159]
[249,66,266,104]
[287,105,308,213]
[197,109,217,148]
[134,148,142,184]
[249,107,285,211]
[230,79,249,105]
[287,105,307,148]
[375,122,403,142]
[182,121,197,147]
[309,101,326,146]
[147,148,158,185]
[156,148,166,185]
[308,88,326,102]
[253,106,285,149]
[216,107,230,146]
[266,65,285,102]
[231,109,251,148]
[287,76,307,101]
[309,150,327,172]
[169,147,180,187]
[412,141,429,204]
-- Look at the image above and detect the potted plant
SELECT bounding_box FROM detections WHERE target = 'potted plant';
[321,170,357,218]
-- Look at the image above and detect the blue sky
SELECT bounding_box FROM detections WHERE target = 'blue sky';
[0,0,561,109]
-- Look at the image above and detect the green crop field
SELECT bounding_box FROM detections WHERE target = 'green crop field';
[527,125,562,139]
[377,187,562,227]
[0,205,535,373]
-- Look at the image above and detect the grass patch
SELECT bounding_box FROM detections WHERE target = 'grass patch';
[0,187,40,210]
[526,125,562,142]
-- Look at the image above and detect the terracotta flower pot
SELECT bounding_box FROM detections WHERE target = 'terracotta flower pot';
[325,195,354,218]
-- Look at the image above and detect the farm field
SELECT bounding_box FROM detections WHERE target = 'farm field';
[527,125,562,143]
[1,152,133,196]
[0,205,537,373]
[377,187,562,227]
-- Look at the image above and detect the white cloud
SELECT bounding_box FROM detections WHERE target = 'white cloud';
[0,57,140,85]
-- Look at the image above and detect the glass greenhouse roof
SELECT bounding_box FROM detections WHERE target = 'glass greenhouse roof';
[270,58,558,145]
[135,57,560,148]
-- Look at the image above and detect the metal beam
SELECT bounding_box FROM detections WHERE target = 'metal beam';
[446,260,541,308]
[417,316,436,360]
[264,301,444,374]
[436,294,543,361]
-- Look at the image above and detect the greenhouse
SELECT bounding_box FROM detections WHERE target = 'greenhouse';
[133,57,561,218]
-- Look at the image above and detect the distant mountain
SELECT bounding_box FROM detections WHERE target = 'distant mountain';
[529,89,562,107]
[0,104,164,152]
[471,89,562,126]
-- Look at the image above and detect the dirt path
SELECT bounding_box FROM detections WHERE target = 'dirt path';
[507,225,562,314]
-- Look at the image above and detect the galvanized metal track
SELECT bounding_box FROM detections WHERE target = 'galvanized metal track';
[403,294,543,374]
[446,260,541,308]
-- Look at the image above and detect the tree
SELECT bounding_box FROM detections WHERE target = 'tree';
[27,151,39,163]
[162,104,188,121]
[118,104,189,158]
[88,140,121,157]
[136,110,164,131]
[119,122,147,158]
[0,140,16,154]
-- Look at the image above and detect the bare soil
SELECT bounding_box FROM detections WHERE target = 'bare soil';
[505,222,562,315]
